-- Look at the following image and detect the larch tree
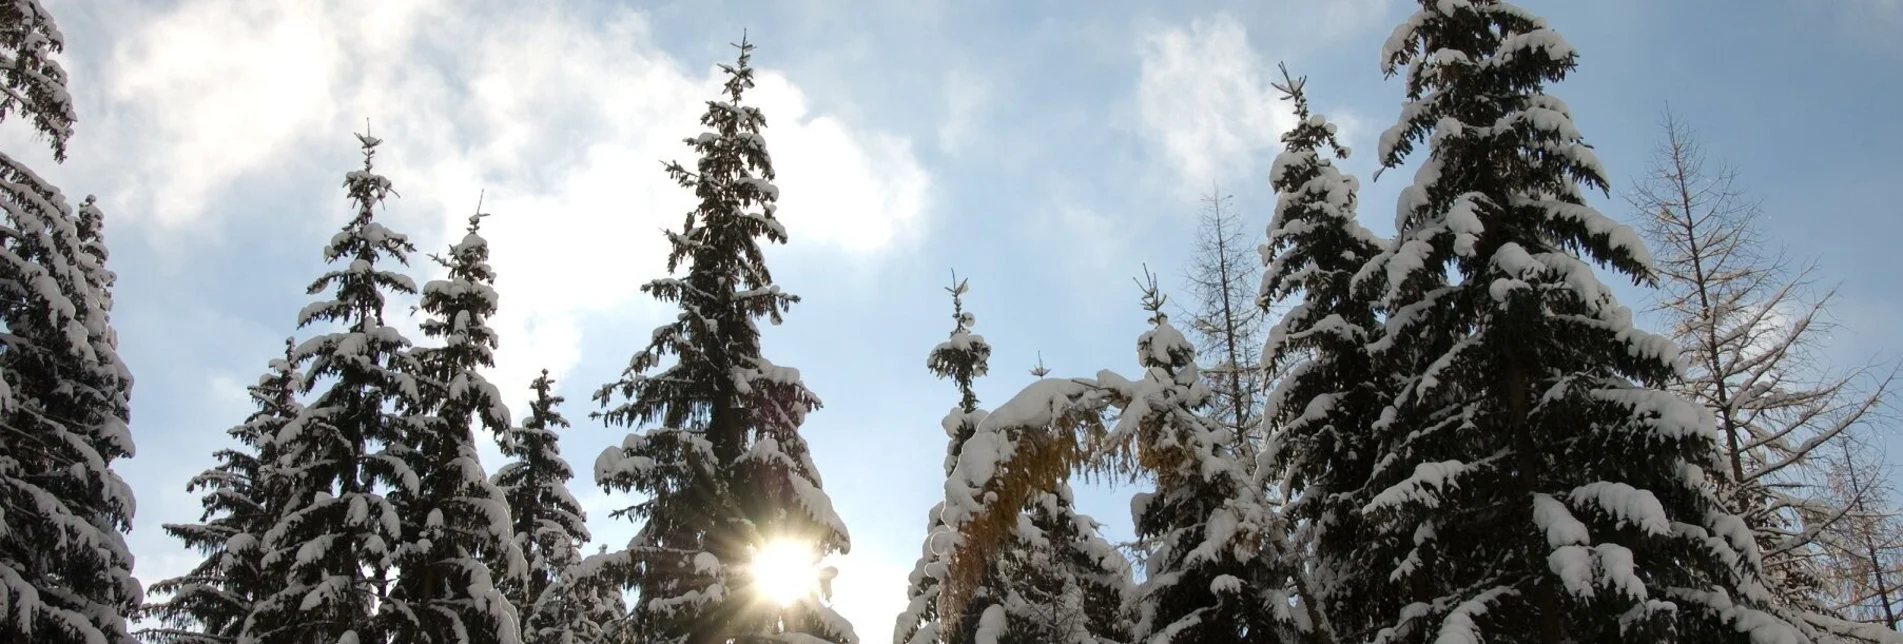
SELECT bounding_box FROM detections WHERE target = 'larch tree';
[244,132,420,644]
[141,339,303,644]
[384,210,525,644]
[497,370,623,644]
[590,35,855,644]
[1256,64,1382,644]
[1181,189,1268,465]
[1815,436,1903,630]
[0,2,142,642]
[1348,1,1808,641]
[1629,112,1897,637]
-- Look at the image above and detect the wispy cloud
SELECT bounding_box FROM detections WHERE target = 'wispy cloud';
[1133,13,1298,199]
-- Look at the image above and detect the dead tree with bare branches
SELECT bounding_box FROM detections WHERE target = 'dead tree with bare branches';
[1181,189,1269,466]
[1630,111,1897,638]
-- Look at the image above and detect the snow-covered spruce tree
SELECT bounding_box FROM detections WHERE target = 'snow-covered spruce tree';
[383,210,525,644]
[1349,2,1809,641]
[896,275,1000,644]
[242,132,420,644]
[141,339,303,644]
[1112,272,1285,643]
[895,277,1131,644]
[497,370,624,644]
[1181,189,1268,466]
[1630,113,1898,634]
[0,2,142,642]
[993,484,1132,644]
[590,34,854,644]
[1256,64,1383,644]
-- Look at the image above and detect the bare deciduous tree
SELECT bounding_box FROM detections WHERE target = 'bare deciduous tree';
[1814,435,1903,630]
[1181,188,1268,464]
[1630,111,1896,632]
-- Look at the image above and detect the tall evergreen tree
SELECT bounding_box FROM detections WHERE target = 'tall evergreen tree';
[383,210,525,644]
[1256,65,1383,644]
[1114,272,1284,644]
[591,35,855,644]
[244,132,420,644]
[142,339,303,644]
[1348,2,1806,641]
[497,370,623,644]
[896,275,999,644]
[0,2,141,642]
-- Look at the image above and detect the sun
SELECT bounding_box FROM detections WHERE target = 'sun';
[751,538,820,607]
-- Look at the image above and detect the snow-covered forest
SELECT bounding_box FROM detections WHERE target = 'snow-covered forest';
[5,1,1903,643]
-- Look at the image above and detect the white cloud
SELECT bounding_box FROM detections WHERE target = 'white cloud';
[80,0,931,407]
[1134,13,1298,199]
[1132,5,1395,200]
[100,1,346,226]
[752,73,933,256]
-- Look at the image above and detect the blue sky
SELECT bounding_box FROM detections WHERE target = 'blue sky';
[12,0,1902,636]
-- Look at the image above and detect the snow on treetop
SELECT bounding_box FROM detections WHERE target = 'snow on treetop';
[935,330,986,354]
[1139,317,1194,368]
[1494,28,1576,65]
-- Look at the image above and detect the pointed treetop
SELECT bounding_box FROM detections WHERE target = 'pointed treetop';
[468,189,490,232]
[1135,264,1167,320]
[1272,62,1349,161]
[929,269,991,415]
[1030,353,1051,379]
[355,117,382,150]
[946,269,974,332]
[720,31,758,105]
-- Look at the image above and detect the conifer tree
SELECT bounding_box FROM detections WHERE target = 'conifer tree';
[1182,189,1268,464]
[244,132,420,644]
[497,370,622,644]
[142,339,303,644]
[1629,114,1899,638]
[591,34,855,644]
[1348,2,1807,641]
[0,3,141,642]
[383,210,525,644]
[1256,65,1382,644]
[992,485,1131,644]
[896,277,1129,644]
[896,275,999,644]
[1114,272,1283,643]
[1815,438,1903,630]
